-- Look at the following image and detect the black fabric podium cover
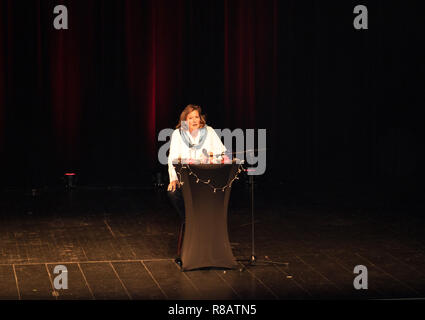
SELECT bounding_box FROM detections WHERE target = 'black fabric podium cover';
[174,163,239,271]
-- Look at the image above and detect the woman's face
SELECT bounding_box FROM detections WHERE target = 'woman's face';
[186,110,200,132]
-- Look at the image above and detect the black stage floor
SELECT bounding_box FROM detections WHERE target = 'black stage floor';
[0,183,424,300]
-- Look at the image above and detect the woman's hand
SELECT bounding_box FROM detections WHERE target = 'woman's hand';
[167,180,180,192]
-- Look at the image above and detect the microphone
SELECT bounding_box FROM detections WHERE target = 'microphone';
[203,149,228,158]
[202,148,216,164]
[202,149,209,158]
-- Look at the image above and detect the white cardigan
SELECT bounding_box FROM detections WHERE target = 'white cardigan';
[168,126,226,182]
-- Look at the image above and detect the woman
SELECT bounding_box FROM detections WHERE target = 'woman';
[167,104,227,266]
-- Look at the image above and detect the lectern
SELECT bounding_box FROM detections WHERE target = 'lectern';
[173,163,240,271]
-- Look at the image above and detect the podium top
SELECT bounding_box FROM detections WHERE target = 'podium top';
[172,159,244,165]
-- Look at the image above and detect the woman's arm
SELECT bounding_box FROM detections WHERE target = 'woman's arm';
[168,130,180,189]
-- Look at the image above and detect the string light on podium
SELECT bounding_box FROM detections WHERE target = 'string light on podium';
[176,163,246,193]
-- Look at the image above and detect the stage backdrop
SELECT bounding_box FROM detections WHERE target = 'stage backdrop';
[0,0,423,194]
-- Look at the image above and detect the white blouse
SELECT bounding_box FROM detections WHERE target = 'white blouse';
[168,126,227,182]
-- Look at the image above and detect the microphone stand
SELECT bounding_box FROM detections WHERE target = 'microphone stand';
[238,151,289,271]
[250,172,256,264]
